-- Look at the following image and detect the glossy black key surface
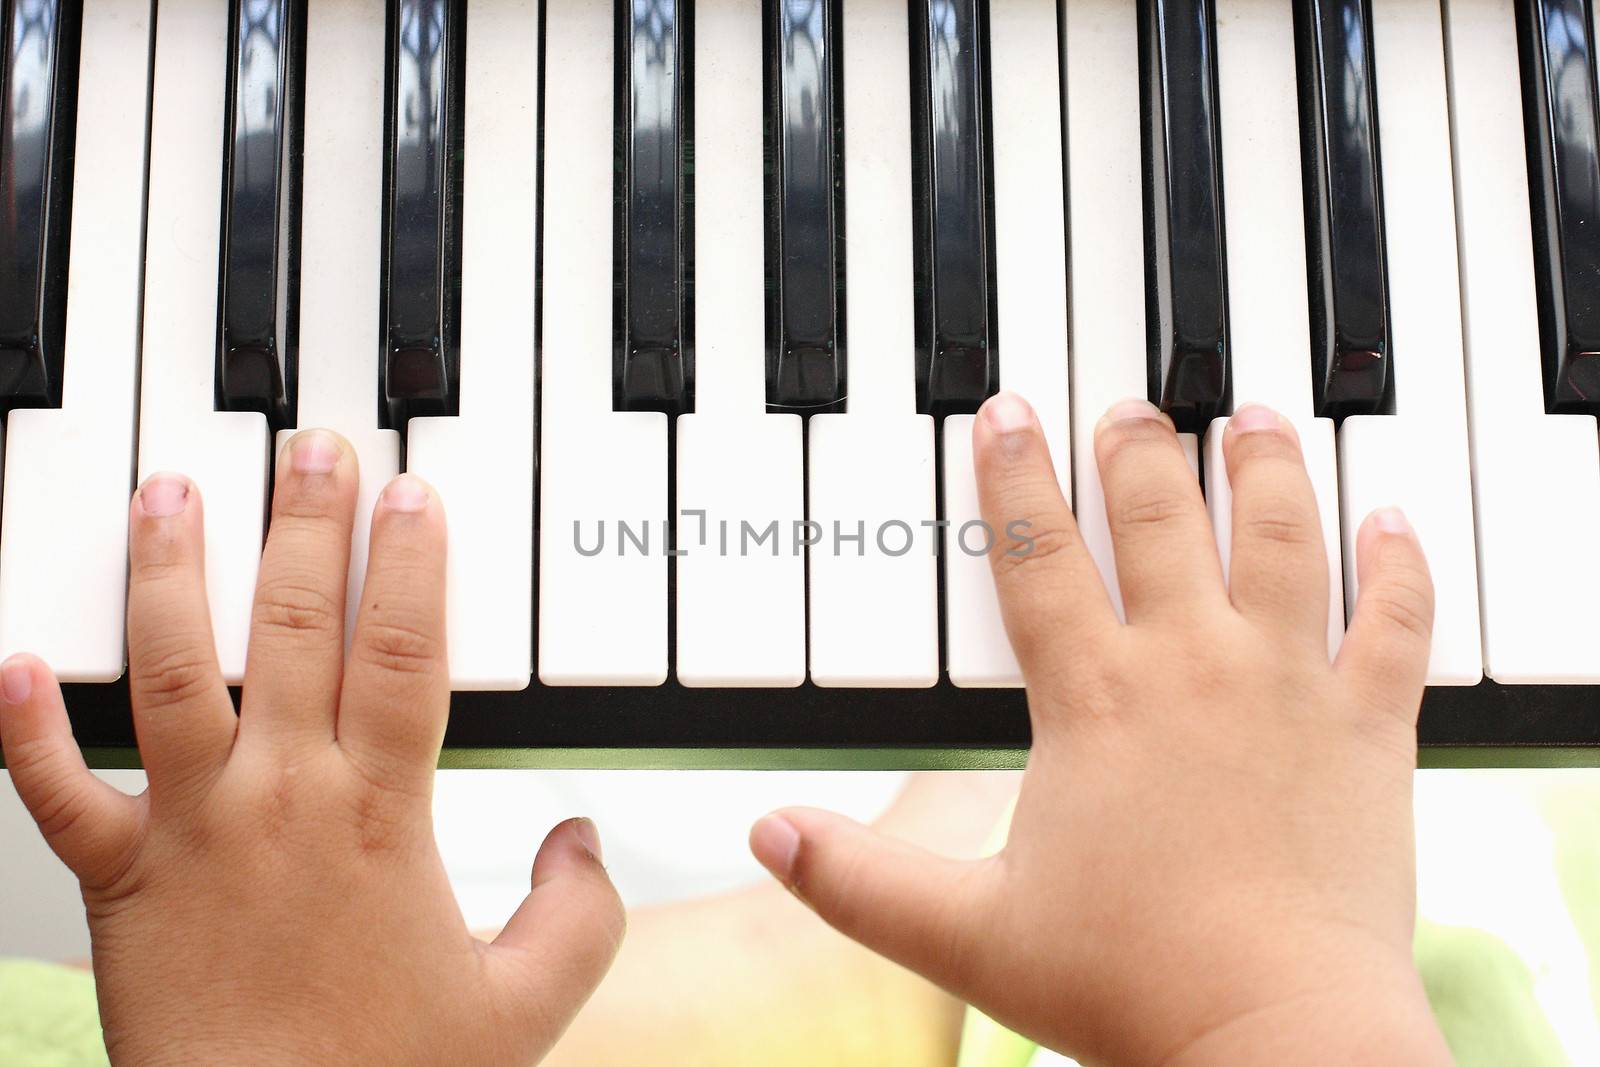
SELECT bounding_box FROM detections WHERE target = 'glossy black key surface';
[381,0,463,429]
[1139,0,1229,432]
[1518,0,1600,411]
[217,0,303,428]
[911,0,995,415]
[0,0,79,411]
[1295,0,1392,418]
[616,0,691,413]
[765,0,843,411]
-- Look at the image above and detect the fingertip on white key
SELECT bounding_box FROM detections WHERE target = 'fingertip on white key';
[942,416,1024,689]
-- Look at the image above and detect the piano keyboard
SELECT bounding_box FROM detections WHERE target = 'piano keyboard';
[1,0,1598,766]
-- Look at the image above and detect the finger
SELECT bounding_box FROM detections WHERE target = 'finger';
[749,807,996,1000]
[491,818,625,1033]
[126,474,237,801]
[338,475,448,785]
[1335,507,1434,724]
[241,431,359,746]
[1093,398,1226,624]
[1221,404,1329,642]
[0,655,142,886]
[972,392,1118,679]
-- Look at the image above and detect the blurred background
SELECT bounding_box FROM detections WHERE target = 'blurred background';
[3,767,1598,1063]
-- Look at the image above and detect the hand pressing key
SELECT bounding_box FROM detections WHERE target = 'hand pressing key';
[0,432,623,1066]
[751,396,1451,1066]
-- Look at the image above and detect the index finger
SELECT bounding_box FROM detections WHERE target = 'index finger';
[973,393,1118,684]
[125,474,237,804]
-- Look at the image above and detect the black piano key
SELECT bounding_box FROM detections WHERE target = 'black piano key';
[911,0,996,416]
[380,0,463,429]
[0,0,80,411]
[1518,0,1600,411]
[615,0,691,413]
[216,0,303,428]
[1138,0,1229,432]
[765,0,844,412]
[1295,0,1392,419]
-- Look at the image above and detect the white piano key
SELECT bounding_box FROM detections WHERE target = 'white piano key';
[1443,0,1600,683]
[944,0,1071,688]
[276,0,400,650]
[136,0,269,681]
[405,0,538,691]
[673,0,805,687]
[1062,0,1146,620]
[1209,0,1344,658]
[1338,0,1481,685]
[943,413,1020,686]
[807,0,938,688]
[675,417,806,687]
[0,0,153,680]
[539,0,668,686]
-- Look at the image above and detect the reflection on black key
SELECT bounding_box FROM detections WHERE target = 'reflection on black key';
[381,0,463,429]
[616,0,690,413]
[217,0,303,428]
[0,0,79,411]
[765,0,843,411]
[911,0,995,416]
[1518,0,1600,411]
[1295,0,1391,418]
[1139,0,1229,432]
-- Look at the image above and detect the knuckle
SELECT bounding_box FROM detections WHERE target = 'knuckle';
[129,553,194,592]
[252,577,343,641]
[1365,571,1435,643]
[273,483,347,523]
[1227,424,1302,466]
[1097,414,1175,465]
[8,740,82,838]
[353,618,444,676]
[1110,485,1191,534]
[130,638,217,711]
[990,522,1077,578]
[1238,490,1320,548]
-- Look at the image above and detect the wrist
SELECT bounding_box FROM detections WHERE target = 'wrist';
[1156,966,1449,1067]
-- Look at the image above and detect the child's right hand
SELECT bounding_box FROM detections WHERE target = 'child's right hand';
[752,396,1452,1065]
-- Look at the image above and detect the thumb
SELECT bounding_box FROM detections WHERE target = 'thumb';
[750,807,995,996]
[1335,507,1435,724]
[491,817,626,1033]
[0,655,142,887]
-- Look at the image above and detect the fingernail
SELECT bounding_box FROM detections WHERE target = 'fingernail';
[1103,397,1162,424]
[290,430,340,475]
[1230,403,1283,434]
[572,817,603,863]
[381,474,429,513]
[139,474,189,518]
[751,814,801,884]
[1,657,32,705]
[1372,506,1412,536]
[981,391,1035,434]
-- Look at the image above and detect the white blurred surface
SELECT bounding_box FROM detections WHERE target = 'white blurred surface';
[0,768,910,958]
[433,770,909,928]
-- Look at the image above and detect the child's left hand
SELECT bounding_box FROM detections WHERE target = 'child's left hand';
[0,431,623,1066]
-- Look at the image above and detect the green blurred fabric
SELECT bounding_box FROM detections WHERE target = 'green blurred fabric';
[0,959,107,1067]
